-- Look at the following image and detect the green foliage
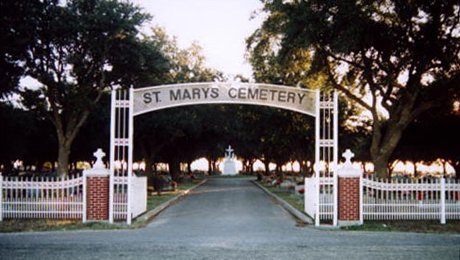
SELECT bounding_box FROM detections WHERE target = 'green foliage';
[133,27,224,178]
[249,0,460,177]
[0,102,57,171]
[6,0,168,175]
[0,0,45,98]
[393,99,460,177]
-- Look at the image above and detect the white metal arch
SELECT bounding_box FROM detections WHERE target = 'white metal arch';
[109,82,338,226]
[133,82,317,117]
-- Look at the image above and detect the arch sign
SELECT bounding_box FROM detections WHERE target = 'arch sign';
[109,82,338,226]
[133,82,317,116]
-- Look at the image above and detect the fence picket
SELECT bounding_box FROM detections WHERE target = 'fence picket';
[361,176,459,223]
[0,174,84,220]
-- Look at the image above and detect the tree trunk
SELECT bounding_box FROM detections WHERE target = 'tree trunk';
[361,162,366,175]
[242,159,249,173]
[373,155,390,179]
[414,162,419,178]
[212,160,218,173]
[370,122,406,179]
[442,160,447,176]
[388,161,395,177]
[263,160,270,175]
[249,161,254,175]
[144,157,154,178]
[368,89,420,179]
[56,143,71,177]
[153,163,158,175]
[276,163,282,174]
[453,161,460,180]
[306,161,314,177]
[187,161,192,174]
[207,159,212,174]
[168,159,181,182]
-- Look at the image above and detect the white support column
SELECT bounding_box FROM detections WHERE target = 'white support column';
[359,172,364,225]
[109,88,116,224]
[314,90,320,226]
[440,178,446,224]
[0,173,3,221]
[127,87,134,225]
[333,90,339,227]
[82,171,87,223]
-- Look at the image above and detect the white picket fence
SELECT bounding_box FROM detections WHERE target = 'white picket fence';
[362,177,460,222]
[319,177,334,220]
[305,175,460,226]
[112,176,128,221]
[0,173,147,222]
[0,174,84,220]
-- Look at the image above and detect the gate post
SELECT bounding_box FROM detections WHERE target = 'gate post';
[313,90,339,226]
[337,149,363,226]
[83,149,110,223]
[440,178,446,224]
[0,173,3,221]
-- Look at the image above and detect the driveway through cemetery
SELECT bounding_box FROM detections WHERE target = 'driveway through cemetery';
[0,178,459,259]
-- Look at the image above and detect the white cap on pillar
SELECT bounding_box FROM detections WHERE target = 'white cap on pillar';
[338,149,362,177]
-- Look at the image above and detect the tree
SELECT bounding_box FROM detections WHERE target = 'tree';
[134,27,223,180]
[393,100,460,178]
[70,94,111,166]
[248,0,460,177]
[15,0,168,176]
[0,101,57,173]
[0,102,30,172]
[0,1,44,98]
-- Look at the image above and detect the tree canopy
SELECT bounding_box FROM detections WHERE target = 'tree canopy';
[8,0,168,176]
[248,0,460,177]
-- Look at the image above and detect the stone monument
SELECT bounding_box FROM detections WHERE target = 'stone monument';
[223,145,238,176]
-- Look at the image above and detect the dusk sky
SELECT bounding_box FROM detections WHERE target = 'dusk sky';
[130,0,265,78]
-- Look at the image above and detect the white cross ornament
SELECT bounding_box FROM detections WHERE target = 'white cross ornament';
[226,145,234,154]
[342,149,354,167]
[93,148,106,169]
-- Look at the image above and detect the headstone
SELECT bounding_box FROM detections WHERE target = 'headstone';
[223,145,238,176]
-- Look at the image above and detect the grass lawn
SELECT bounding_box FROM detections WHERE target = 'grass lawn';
[0,219,125,233]
[146,179,203,211]
[0,179,204,233]
[259,182,304,213]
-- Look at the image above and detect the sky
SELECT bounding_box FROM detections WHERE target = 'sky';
[130,0,264,79]
[19,0,264,89]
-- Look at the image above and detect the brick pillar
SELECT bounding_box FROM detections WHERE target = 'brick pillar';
[86,175,109,221]
[337,149,362,226]
[83,149,110,223]
[338,177,360,225]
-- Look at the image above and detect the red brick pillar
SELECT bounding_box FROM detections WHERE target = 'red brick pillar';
[337,149,362,226]
[86,175,109,221]
[338,177,360,225]
[83,149,110,223]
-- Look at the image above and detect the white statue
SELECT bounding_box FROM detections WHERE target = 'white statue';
[223,145,237,175]
[225,145,235,159]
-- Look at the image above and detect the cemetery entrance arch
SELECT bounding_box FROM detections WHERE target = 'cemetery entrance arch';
[109,82,338,225]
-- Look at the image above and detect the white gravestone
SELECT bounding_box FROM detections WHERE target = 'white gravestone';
[223,145,238,176]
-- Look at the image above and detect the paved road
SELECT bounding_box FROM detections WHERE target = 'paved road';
[0,178,459,259]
